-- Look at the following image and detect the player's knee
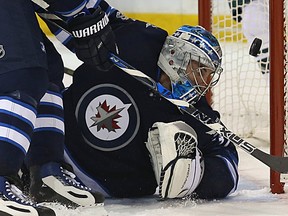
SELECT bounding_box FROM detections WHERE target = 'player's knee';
[194,157,238,199]
[0,67,49,102]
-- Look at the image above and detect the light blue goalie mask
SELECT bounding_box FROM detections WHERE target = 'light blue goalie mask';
[157,25,223,104]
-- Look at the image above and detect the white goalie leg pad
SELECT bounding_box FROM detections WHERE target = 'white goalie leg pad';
[146,121,204,199]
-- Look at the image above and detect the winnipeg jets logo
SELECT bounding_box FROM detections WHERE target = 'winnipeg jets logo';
[85,95,131,141]
[76,84,140,151]
[90,100,127,132]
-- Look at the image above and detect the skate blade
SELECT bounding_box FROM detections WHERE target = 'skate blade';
[0,199,38,216]
[42,175,97,207]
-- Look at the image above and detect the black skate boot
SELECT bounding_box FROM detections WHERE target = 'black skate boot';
[29,162,105,208]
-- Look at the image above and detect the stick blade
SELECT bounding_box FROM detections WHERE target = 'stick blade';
[252,149,288,173]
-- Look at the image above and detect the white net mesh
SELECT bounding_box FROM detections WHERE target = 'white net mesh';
[210,0,270,138]
[207,0,288,191]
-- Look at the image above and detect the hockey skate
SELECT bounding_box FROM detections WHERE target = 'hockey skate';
[0,175,55,216]
[29,162,105,209]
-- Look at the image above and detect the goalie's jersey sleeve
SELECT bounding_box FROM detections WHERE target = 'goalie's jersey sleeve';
[34,0,102,19]
[63,17,238,199]
[34,0,116,51]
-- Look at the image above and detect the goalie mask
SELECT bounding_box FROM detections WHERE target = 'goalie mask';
[157,25,223,104]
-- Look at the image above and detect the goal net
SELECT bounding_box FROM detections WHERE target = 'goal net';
[199,0,287,193]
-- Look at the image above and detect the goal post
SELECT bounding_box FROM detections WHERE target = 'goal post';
[269,0,285,194]
[199,0,287,194]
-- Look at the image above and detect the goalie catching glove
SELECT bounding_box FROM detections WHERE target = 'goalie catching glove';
[68,6,118,71]
[146,121,204,199]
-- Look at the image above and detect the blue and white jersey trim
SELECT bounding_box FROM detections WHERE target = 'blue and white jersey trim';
[54,0,88,17]
[0,125,31,153]
[40,91,63,109]
[0,97,37,153]
[34,115,64,134]
[0,97,36,127]
[34,92,64,134]
[216,154,238,195]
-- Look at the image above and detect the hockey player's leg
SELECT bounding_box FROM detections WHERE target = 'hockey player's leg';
[0,54,53,216]
[0,89,55,216]
[0,1,63,215]
[146,121,204,199]
[25,83,105,208]
[194,154,239,199]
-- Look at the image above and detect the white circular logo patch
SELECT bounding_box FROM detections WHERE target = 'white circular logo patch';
[85,94,131,141]
[76,84,140,151]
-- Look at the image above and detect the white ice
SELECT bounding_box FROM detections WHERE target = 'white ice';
[50,38,288,216]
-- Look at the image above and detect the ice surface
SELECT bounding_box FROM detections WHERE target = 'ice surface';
[45,141,288,215]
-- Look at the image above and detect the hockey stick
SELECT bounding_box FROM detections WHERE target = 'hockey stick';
[34,5,288,173]
[107,54,288,173]
[65,54,288,173]
[64,67,74,76]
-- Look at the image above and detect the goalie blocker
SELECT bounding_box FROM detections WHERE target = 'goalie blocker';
[146,121,204,199]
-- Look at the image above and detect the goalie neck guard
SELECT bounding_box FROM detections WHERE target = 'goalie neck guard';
[157,25,223,104]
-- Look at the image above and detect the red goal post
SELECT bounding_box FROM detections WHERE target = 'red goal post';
[199,0,287,194]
